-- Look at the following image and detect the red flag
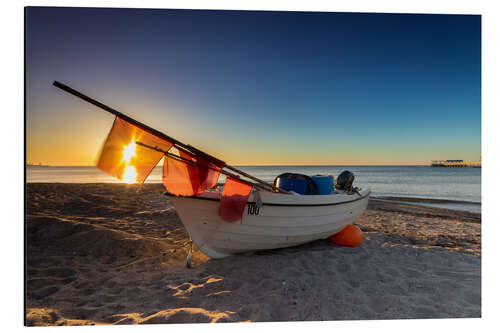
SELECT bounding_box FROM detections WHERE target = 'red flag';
[180,151,221,191]
[219,177,253,223]
[162,152,221,196]
[97,117,173,183]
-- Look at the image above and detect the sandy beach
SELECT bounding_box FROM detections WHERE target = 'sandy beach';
[25,183,481,325]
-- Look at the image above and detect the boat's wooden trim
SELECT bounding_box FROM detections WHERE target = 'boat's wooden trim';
[165,190,370,207]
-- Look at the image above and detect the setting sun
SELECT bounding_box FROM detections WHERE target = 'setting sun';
[122,140,137,164]
[121,140,138,183]
[122,165,137,184]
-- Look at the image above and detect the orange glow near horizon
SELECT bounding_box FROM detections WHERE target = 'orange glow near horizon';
[25,118,480,167]
[123,165,138,184]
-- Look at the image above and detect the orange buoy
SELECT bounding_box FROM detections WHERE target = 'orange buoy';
[328,225,363,247]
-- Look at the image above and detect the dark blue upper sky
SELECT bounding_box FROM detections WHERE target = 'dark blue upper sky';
[26,7,481,165]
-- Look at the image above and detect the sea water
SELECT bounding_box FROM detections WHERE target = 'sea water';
[27,165,481,213]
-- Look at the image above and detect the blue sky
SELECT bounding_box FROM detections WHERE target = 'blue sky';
[26,8,481,165]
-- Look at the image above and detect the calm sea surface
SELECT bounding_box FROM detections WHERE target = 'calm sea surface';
[27,165,481,213]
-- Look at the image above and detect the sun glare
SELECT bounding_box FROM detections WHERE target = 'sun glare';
[122,140,137,164]
[123,165,137,184]
[121,140,138,184]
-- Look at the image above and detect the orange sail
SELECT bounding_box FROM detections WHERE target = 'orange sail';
[97,117,173,183]
[162,151,221,196]
[218,177,253,222]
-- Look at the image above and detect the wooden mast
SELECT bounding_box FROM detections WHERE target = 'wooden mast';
[136,141,273,192]
[52,81,289,194]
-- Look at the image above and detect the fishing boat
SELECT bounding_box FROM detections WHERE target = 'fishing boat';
[169,188,370,258]
[53,81,370,259]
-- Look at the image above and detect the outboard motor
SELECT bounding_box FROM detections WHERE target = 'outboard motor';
[336,170,355,191]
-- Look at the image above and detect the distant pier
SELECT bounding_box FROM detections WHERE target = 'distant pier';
[430,159,481,168]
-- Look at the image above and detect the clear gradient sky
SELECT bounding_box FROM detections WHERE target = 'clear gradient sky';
[26,7,481,166]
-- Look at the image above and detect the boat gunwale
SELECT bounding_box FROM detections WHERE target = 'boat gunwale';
[166,189,371,207]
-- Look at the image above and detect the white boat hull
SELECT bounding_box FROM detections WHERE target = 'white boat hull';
[169,188,370,259]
